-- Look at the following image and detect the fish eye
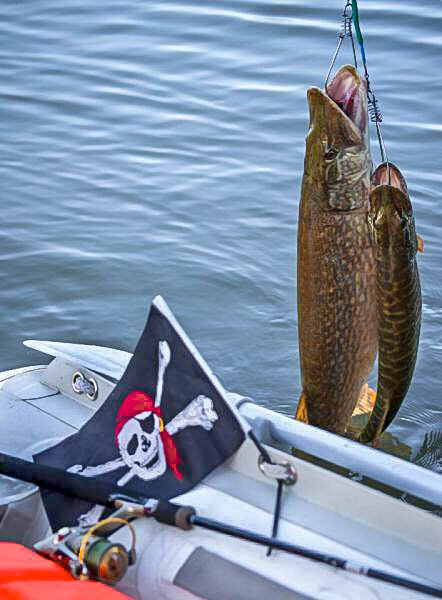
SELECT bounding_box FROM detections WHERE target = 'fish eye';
[324,147,339,160]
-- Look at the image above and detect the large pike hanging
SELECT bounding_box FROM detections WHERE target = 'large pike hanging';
[358,163,422,445]
[296,65,377,435]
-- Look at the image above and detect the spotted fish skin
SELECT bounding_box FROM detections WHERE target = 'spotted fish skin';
[359,163,422,444]
[296,66,377,435]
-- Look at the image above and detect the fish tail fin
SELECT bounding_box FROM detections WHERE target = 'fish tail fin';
[359,394,389,445]
[295,391,309,424]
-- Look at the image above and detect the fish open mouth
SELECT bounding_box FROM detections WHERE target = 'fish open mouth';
[372,162,408,195]
[370,162,414,224]
[326,65,367,135]
[369,162,415,233]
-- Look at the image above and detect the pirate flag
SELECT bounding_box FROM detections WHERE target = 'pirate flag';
[35,296,247,531]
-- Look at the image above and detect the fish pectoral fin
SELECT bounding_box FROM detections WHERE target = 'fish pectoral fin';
[417,234,424,254]
[295,391,309,424]
[352,384,377,416]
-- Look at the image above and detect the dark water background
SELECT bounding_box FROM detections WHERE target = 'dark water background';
[1,1,441,472]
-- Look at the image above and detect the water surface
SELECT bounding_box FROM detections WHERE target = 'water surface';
[1,0,441,472]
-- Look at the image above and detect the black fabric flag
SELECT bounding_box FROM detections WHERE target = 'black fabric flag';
[35,296,247,531]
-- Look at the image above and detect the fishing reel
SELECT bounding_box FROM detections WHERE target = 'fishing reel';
[34,511,137,585]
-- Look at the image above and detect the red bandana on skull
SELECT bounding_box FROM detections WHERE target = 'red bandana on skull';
[115,390,183,481]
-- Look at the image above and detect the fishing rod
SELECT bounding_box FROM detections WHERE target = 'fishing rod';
[1,452,441,598]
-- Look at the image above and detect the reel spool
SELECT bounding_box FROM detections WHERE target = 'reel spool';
[35,516,137,585]
[68,534,130,584]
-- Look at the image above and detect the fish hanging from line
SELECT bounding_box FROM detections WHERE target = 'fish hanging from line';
[296,64,378,435]
[356,162,423,446]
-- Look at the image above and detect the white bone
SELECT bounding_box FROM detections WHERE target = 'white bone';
[117,469,135,487]
[155,340,171,408]
[166,395,218,436]
[67,457,125,477]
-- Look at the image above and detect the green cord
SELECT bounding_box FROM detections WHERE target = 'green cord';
[351,0,366,64]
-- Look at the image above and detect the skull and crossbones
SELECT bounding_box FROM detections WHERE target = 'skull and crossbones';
[68,340,218,486]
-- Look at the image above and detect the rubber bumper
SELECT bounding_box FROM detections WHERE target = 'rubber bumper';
[0,544,131,599]
[0,543,72,583]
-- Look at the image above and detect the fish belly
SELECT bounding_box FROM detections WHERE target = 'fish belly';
[297,209,377,434]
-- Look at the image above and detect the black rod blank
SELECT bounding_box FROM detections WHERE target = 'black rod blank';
[0,453,188,528]
[192,515,442,599]
[0,452,136,508]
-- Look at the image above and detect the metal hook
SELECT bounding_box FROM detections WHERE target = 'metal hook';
[325,34,345,92]
[325,0,357,92]
[326,0,391,179]
[366,84,391,184]
[344,2,358,70]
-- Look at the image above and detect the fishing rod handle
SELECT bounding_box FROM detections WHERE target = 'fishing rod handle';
[150,500,195,531]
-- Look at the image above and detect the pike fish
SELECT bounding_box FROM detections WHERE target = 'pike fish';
[358,162,422,445]
[296,65,377,435]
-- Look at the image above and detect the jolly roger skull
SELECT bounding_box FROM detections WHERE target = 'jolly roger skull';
[66,340,218,487]
[117,410,167,481]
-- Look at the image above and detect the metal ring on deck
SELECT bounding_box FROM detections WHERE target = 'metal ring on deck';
[258,455,298,486]
[72,371,99,402]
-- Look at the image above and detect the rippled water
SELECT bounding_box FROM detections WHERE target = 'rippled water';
[1,1,441,472]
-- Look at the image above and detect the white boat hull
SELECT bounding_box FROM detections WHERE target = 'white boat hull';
[0,342,440,599]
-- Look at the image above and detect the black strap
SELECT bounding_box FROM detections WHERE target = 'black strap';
[248,430,273,464]
[266,480,284,557]
[248,431,285,556]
